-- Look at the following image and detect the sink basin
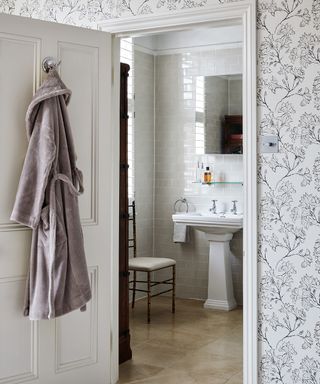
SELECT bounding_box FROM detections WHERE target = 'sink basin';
[172,212,243,234]
[172,211,243,311]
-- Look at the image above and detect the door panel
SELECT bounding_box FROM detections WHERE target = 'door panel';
[55,267,98,373]
[58,42,99,224]
[0,13,114,384]
[0,33,39,231]
[0,277,38,383]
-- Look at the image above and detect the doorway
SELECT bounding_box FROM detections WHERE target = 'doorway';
[105,1,257,382]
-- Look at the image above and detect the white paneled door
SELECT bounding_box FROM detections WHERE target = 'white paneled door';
[0,14,116,384]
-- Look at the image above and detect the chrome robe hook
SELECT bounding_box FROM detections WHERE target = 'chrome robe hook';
[42,56,61,73]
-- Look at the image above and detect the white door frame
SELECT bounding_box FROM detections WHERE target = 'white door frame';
[101,1,257,383]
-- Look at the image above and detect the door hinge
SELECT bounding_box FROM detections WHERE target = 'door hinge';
[121,113,129,120]
[120,163,129,170]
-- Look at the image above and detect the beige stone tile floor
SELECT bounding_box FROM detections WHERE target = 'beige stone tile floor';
[119,297,243,384]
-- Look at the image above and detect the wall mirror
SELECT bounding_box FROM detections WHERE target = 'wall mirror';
[195,74,243,154]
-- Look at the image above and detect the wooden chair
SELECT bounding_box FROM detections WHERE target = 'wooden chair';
[128,201,176,323]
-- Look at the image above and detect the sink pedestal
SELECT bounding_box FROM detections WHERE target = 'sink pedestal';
[204,233,237,311]
[172,213,242,311]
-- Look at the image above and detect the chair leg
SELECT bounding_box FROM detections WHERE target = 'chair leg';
[172,265,176,314]
[147,271,151,323]
[132,271,136,309]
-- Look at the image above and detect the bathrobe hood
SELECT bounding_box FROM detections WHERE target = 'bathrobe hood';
[11,70,91,320]
[26,70,71,138]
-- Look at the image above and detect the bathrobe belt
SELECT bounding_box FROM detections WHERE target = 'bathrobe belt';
[47,168,84,319]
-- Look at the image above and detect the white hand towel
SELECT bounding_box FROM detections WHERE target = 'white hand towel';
[173,223,189,243]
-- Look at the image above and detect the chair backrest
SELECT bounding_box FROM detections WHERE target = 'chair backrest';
[128,201,137,258]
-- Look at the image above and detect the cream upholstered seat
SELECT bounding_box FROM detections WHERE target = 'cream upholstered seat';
[128,201,176,323]
[129,257,176,272]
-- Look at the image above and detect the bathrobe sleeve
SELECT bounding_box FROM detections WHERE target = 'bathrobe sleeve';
[11,100,56,229]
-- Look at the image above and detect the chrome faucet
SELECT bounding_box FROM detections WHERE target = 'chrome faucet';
[209,200,218,214]
[230,200,238,215]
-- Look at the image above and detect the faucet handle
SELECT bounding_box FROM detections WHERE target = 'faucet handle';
[209,199,217,214]
[231,200,238,214]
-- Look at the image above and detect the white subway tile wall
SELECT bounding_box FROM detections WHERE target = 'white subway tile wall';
[134,50,155,260]
[130,50,155,300]
[133,46,244,305]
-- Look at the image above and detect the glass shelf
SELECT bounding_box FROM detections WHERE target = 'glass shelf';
[192,181,243,185]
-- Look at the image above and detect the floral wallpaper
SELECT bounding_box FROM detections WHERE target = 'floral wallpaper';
[258,1,320,383]
[1,0,320,383]
[0,0,242,26]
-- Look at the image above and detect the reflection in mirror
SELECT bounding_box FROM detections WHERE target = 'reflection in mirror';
[196,74,243,154]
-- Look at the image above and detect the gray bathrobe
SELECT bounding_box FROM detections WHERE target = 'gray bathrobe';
[11,70,91,320]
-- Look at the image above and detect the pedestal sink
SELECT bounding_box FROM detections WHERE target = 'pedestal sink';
[172,212,243,311]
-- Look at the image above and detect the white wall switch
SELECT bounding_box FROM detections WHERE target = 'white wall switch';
[260,135,279,153]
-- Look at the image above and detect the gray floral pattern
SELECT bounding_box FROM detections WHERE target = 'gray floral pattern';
[0,0,248,22]
[0,0,320,383]
[258,1,320,383]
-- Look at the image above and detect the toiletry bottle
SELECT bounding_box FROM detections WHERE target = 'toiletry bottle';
[204,166,212,183]
[196,161,201,182]
[202,165,207,183]
[201,162,205,183]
